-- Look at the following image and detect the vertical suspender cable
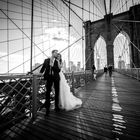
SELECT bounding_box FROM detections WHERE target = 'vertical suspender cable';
[104,0,107,15]
[22,0,25,73]
[68,0,70,71]
[89,0,90,20]
[30,0,34,72]
[125,0,128,11]
[132,0,134,6]
[109,0,112,14]
[7,0,9,73]
[82,0,84,70]
[119,0,121,13]
[93,0,94,21]
[121,0,124,12]
[40,0,44,60]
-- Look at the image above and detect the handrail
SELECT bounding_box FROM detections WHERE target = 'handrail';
[115,68,140,81]
[0,70,104,130]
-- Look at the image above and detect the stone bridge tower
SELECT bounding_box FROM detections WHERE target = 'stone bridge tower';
[84,4,140,70]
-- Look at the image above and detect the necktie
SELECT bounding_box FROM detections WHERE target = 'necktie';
[49,59,54,75]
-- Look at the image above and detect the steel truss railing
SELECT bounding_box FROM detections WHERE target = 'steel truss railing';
[0,70,104,131]
[0,75,33,132]
[115,68,140,81]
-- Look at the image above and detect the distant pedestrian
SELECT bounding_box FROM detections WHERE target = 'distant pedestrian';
[104,65,108,76]
[92,64,97,80]
[108,65,113,77]
[93,69,98,80]
[92,64,96,72]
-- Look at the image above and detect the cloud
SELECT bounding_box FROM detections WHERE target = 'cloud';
[50,20,61,23]
[42,27,82,66]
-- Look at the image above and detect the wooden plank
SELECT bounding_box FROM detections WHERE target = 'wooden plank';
[1,72,140,140]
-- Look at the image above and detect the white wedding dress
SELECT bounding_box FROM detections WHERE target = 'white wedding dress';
[59,70,82,111]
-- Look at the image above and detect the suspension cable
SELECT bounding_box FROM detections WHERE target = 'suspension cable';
[112,0,120,13]
[112,23,140,54]
[113,25,136,68]
[48,0,81,37]
[61,0,84,22]
[114,0,129,14]
[31,21,102,73]
[63,0,102,19]
[90,0,105,16]
[0,9,48,57]
[96,0,105,15]
[5,44,56,74]
[104,0,107,15]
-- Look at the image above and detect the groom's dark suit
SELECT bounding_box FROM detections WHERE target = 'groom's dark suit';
[40,58,60,113]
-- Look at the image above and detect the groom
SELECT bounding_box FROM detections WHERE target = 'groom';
[40,50,61,115]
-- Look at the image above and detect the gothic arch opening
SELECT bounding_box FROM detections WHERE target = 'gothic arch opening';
[113,32,131,69]
[94,36,107,70]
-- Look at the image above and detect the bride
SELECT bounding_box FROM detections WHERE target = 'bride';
[56,53,82,111]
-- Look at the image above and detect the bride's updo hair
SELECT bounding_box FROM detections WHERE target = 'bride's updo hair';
[57,53,62,64]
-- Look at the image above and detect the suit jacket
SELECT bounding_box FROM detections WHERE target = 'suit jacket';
[40,58,60,80]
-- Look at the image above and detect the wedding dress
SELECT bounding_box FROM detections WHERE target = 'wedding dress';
[59,70,82,111]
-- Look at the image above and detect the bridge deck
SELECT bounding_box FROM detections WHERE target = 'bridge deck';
[1,72,140,140]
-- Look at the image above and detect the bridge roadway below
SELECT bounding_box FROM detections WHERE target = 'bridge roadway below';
[1,72,140,140]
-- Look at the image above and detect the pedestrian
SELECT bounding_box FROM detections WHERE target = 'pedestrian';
[108,65,113,77]
[104,65,108,76]
[92,64,97,80]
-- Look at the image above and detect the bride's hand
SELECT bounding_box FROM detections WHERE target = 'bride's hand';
[57,59,62,69]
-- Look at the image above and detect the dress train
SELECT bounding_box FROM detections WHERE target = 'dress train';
[59,70,82,111]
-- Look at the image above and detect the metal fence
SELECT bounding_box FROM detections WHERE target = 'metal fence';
[115,68,140,81]
[0,75,33,132]
[0,69,104,131]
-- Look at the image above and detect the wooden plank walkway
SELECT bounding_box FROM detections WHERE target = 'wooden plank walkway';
[1,72,140,140]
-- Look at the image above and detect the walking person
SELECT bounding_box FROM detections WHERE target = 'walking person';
[92,64,96,73]
[104,65,108,76]
[108,65,113,77]
[92,64,97,80]
[40,50,61,116]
